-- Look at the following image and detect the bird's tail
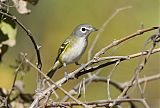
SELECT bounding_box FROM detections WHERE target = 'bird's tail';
[47,61,62,78]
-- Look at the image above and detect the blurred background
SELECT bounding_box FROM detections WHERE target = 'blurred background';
[0,0,159,107]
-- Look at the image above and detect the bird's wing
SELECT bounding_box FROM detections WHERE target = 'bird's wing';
[54,38,70,63]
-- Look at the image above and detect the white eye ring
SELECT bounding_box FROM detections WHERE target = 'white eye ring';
[80,27,87,33]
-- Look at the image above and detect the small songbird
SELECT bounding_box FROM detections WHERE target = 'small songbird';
[47,24,98,78]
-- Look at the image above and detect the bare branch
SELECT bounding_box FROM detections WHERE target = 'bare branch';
[62,73,160,103]
[0,11,42,70]
[87,6,132,78]
[0,10,43,107]
[46,98,147,107]
[111,33,159,107]
[29,46,160,107]
[88,6,132,61]
[20,55,89,108]
[1,2,159,108]
[94,26,159,58]
[76,48,160,77]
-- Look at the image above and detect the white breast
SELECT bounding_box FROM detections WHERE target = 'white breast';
[62,38,87,64]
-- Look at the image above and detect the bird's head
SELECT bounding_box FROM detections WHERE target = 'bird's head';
[72,24,98,38]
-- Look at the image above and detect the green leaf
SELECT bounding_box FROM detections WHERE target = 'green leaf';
[0,14,17,62]
[0,21,17,46]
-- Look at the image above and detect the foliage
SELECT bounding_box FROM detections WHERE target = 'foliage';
[0,0,39,61]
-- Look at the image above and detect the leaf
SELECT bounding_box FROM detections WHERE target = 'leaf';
[0,45,8,61]
[23,0,39,5]
[0,12,17,62]
[12,0,31,14]
[1,0,39,14]
[1,21,17,46]
[0,0,6,2]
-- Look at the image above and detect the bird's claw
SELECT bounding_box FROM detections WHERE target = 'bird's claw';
[80,64,86,71]
[75,62,86,70]
[64,72,69,80]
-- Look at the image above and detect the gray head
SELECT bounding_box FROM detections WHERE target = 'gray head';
[71,24,98,38]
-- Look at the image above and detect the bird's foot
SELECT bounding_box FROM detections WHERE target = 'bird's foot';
[81,64,86,71]
[75,62,86,70]
[64,72,69,80]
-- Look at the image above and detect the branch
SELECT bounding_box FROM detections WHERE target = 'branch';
[94,26,159,58]
[88,6,132,61]
[30,48,160,107]
[111,33,159,107]
[87,6,132,78]
[76,47,160,77]
[0,10,43,107]
[6,62,24,103]
[0,11,42,70]
[46,98,147,107]
[21,55,90,108]
[62,73,160,102]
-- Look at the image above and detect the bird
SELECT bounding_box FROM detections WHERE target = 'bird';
[46,24,98,78]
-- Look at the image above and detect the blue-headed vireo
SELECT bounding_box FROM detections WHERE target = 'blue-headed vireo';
[47,24,98,78]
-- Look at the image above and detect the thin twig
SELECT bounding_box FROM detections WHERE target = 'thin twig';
[21,55,89,108]
[4,62,24,107]
[62,73,160,104]
[76,48,160,77]
[7,65,21,97]
[29,25,159,107]
[0,10,43,107]
[87,6,132,78]
[46,98,147,107]
[94,26,159,58]
[30,47,160,107]
[107,60,120,100]
[88,6,132,61]
[111,33,159,107]
[142,99,150,108]
[0,11,42,70]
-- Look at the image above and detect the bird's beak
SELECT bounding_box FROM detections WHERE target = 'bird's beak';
[91,27,98,32]
[86,27,98,32]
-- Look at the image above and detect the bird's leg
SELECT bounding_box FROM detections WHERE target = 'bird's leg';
[63,63,69,80]
[75,61,86,70]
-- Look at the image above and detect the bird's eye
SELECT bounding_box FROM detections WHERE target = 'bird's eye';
[81,27,86,31]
